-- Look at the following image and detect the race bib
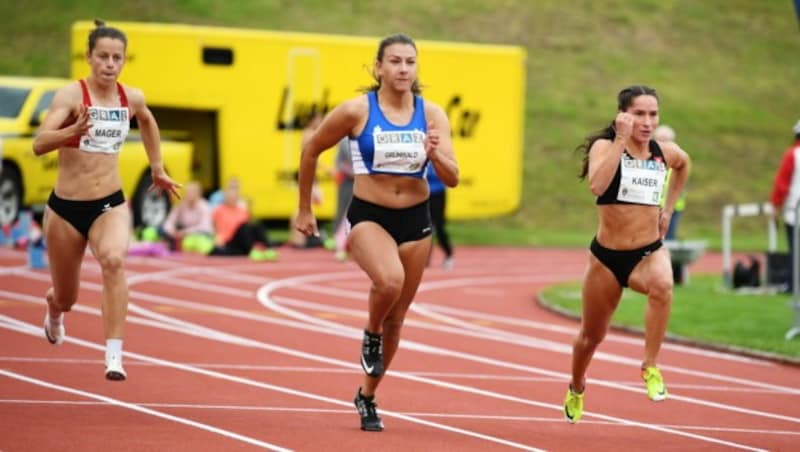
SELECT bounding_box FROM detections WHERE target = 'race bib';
[79,106,130,154]
[372,128,426,174]
[617,155,667,205]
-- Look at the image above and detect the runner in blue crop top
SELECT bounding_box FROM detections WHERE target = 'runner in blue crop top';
[563,85,690,424]
[295,33,459,432]
[350,90,429,178]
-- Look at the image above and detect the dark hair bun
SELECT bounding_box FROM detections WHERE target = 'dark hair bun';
[94,18,106,27]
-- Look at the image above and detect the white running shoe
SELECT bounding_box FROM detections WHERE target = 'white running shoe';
[43,313,65,345]
[105,354,127,381]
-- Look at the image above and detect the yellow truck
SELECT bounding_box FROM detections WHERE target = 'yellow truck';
[71,21,526,221]
[0,76,193,226]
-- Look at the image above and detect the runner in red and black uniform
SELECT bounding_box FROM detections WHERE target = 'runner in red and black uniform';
[32,19,181,381]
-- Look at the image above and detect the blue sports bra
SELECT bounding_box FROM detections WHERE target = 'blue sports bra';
[349,90,429,178]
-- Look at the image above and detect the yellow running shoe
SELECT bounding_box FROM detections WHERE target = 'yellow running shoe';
[642,366,668,401]
[249,248,279,262]
[563,386,584,424]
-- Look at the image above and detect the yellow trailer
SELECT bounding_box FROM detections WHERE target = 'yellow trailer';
[71,21,526,220]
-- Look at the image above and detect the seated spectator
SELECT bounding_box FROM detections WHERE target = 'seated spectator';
[211,183,276,261]
[209,177,246,209]
[160,181,214,253]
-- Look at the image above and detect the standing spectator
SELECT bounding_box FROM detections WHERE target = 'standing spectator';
[769,119,800,292]
[426,165,454,269]
[333,138,354,260]
[655,125,687,240]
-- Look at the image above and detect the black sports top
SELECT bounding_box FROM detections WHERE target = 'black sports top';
[596,140,667,205]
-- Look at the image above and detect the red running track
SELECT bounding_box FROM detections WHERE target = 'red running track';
[0,246,797,451]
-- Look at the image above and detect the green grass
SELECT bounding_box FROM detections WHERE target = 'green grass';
[449,218,788,252]
[540,274,800,360]
[2,0,799,244]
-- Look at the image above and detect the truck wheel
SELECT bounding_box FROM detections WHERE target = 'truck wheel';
[132,172,170,228]
[0,166,22,226]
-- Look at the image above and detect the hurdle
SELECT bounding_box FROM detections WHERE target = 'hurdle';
[721,202,777,288]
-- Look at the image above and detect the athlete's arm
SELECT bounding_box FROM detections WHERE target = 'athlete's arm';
[298,98,362,212]
[296,97,363,236]
[127,87,182,199]
[587,112,632,196]
[660,141,691,217]
[33,84,89,155]
[424,103,459,187]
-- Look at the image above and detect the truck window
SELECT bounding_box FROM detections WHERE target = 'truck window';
[203,47,234,65]
[30,90,56,126]
[0,87,30,118]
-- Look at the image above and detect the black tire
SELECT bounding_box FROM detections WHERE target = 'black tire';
[131,171,170,228]
[0,165,22,226]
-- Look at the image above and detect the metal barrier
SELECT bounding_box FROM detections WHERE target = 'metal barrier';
[787,201,800,340]
[721,202,776,287]
[664,239,707,284]
[721,201,800,340]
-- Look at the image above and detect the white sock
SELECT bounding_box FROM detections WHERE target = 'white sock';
[106,339,123,359]
[48,312,63,327]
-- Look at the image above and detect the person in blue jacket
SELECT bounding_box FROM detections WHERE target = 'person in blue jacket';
[426,165,454,269]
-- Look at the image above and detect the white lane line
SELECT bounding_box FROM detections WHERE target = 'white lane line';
[1,399,798,437]
[255,273,800,426]
[419,303,772,366]
[0,369,291,451]
[0,269,783,450]
[0,315,544,452]
[1,289,768,452]
[0,357,353,373]
[0,399,352,414]
[408,302,800,395]
[0,358,789,394]
[274,292,793,395]
[4,269,798,408]
[271,270,775,366]
[260,278,767,450]
[3,264,773,372]
[5,270,797,419]
[0,265,30,275]
[0,315,765,452]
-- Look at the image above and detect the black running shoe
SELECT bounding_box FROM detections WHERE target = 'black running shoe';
[354,387,384,432]
[360,330,384,377]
